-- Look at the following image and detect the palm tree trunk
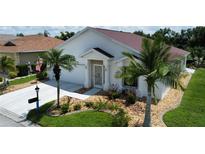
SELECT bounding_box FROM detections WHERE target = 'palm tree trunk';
[2,71,7,86]
[3,77,6,85]
[143,85,152,127]
[57,80,60,108]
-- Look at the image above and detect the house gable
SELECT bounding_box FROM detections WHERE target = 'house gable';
[57,28,137,61]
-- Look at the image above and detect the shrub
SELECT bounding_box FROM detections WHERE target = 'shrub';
[0,82,7,91]
[107,103,119,111]
[108,84,121,99]
[36,71,47,80]
[8,72,17,79]
[94,100,108,111]
[0,77,2,82]
[112,109,129,127]
[153,97,159,105]
[85,102,94,108]
[66,97,71,103]
[111,91,120,99]
[73,104,81,111]
[16,64,29,76]
[61,103,69,114]
[126,93,136,105]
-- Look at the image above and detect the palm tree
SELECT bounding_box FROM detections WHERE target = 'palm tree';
[0,56,15,85]
[117,38,183,127]
[42,48,77,107]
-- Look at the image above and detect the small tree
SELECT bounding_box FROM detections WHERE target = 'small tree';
[16,33,24,37]
[0,56,15,85]
[41,48,77,107]
[55,31,75,41]
[44,30,50,37]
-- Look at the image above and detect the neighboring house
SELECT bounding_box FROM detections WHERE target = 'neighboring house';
[50,27,189,99]
[0,35,64,65]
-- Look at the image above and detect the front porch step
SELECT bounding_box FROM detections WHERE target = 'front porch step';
[83,88,101,95]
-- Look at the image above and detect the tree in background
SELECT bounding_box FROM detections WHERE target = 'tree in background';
[37,30,50,37]
[133,30,151,38]
[133,26,205,68]
[188,27,205,48]
[55,31,75,40]
[43,30,50,37]
[152,28,176,45]
[16,33,24,37]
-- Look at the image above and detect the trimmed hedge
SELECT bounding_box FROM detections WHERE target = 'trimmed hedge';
[9,72,17,79]
[16,64,29,76]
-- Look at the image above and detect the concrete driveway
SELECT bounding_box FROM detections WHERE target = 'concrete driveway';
[0,80,90,118]
[0,113,23,127]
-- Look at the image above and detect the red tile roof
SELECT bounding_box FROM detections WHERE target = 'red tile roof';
[93,27,189,59]
[0,35,64,53]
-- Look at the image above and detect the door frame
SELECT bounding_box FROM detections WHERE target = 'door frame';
[93,64,103,88]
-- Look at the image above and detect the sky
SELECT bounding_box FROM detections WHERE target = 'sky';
[0,26,193,36]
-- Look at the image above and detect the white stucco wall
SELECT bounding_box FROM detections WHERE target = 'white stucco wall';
[110,61,123,89]
[48,28,181,100]
[52,29,136,85]
[138,76,170,100]
[114,58,170,99]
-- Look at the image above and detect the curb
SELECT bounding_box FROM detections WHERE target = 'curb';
[0,107,40,127]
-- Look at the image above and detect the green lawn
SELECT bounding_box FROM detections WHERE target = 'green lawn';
[163,68,205,127]
[27,102,114,127]
[9,75,36,86]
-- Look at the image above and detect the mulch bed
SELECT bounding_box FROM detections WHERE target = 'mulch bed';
[83,73,192,127]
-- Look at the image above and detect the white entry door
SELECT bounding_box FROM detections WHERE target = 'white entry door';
[93,64,103,88]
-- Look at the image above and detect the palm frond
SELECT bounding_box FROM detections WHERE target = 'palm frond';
[0,56,15,73]
[41,48,77,72]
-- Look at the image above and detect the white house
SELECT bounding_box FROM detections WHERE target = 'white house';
[49,27,189,99]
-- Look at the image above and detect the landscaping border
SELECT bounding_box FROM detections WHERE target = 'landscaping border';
[160,73,192,127]
[159,91,183,127]
[46,105,94,117]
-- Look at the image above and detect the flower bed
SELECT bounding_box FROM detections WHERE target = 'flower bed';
[28,97,130,127]
[47,96,123,117]
[83,73,192,127]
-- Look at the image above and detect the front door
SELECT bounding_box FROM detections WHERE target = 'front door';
[93,64,103,88]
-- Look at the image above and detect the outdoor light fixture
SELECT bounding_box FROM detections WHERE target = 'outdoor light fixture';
[35,85,39,92]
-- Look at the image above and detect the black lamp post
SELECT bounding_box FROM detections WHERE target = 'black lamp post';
[35,85,40,114]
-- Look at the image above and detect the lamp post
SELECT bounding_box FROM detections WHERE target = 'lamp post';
[35,85,40,114]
